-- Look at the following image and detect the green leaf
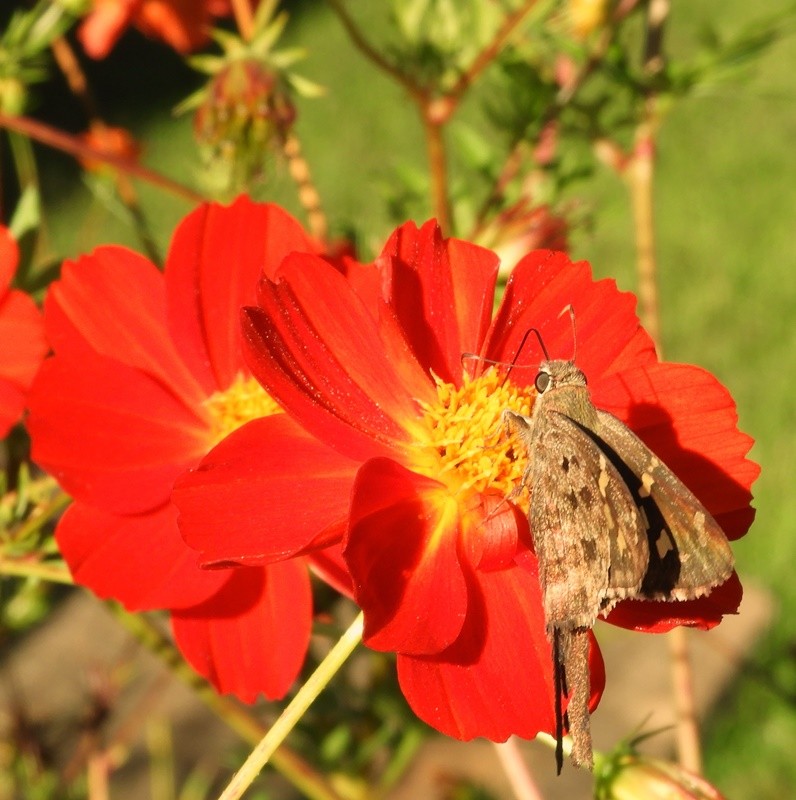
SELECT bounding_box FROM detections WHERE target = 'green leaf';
[9,184,41,241]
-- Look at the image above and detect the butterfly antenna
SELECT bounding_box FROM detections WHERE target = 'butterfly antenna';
[499,327,550,384]
[460,351,536,384]
[558,304,577,361]
[460,328,550,384]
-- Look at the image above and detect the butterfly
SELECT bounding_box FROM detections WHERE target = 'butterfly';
[503,356,734,771]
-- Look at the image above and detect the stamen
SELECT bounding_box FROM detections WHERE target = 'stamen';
[203,373,281,443]
[410,370,535,506]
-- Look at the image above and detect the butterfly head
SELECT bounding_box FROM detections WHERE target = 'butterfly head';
[535,359,587,395]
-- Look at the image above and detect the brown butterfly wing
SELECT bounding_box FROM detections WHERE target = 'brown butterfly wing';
[592,409,734,600]
[530,411,650,628]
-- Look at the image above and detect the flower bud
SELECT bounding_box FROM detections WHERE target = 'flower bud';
[598,753,727,800]
[78,124,141,173]
[0,78,28,115]
[567,0,610,40]
[193,59,296,188]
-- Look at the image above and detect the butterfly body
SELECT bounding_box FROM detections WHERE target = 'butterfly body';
[503,358,734,771]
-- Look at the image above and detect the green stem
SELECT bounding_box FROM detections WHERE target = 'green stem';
[0,557,72,584]
[111,609,350,800]
[13,488,71,543]
[217,612,365,800]
[324,0,416,94]
[444,0,541,109]
[422,112,451,235]
[0,113,206,205]
[493,738,544,800]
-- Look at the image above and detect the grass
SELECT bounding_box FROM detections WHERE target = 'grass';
[22,0,796,796]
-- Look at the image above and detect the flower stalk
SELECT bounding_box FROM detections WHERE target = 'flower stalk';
[217,612,364,800]
[112,608,350,800]
[0,113,206,203]
[629,0,703,775]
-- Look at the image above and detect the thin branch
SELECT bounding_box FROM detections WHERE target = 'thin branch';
[669,627,703,773]
[0,557,73,584]
[112,609,349,800]
[324,0,418,96]
[325,1,540,234]
[554,0,645,109]
[49,36,164,264]
[628,124,660,348]
[281,130,328,245]
[422,111,451,234]
[10,486,71,543]
[217,612,364,800]
[445,0,541,113]
[51,36,100,119]
[631,0,703,776]
[0,113,206,205]
[471,141,525,236]
[494,738,545,800]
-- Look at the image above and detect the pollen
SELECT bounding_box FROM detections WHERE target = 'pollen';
[410,369,536,504]
[203,373,282,443]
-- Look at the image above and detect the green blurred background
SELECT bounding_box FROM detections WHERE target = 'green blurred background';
[4,0,795,797]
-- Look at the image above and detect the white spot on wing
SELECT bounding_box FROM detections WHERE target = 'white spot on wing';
[602,502,616,532]
[655,530,674,560]
[639,471,655,498]
[598,454,609,498]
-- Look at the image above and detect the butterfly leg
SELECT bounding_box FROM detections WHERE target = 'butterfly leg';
[553,627,569,774]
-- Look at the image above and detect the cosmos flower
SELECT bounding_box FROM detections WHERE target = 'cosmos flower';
[26,197,358,700]
[174,220,757,741]
[79,0,232,59]
[0,226,47,439]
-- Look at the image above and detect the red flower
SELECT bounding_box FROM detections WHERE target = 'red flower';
[0,227,47,438]
[78,124,142,173]
[79,0,232,59]
[26,197,358,701]
[174,221,757,741]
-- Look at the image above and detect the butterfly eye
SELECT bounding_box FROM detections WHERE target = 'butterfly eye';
[535,371,551,393]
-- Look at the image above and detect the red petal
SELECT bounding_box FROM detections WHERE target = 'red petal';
[345,458,468,654]
[28,355,208,513]
[308,542,354,598]
[44,247,205,408]
[56,502,227,610]
[461,493,526,571]
[483,251,656,384]
[378,220,499,383]
[0,272,46,436]
[0,381,24,439]
[592,363,758,539]
[243,252,433,460]
[171,561,312,701]
[0,289,47,387]
[335,257,382,312]
[397,562,605,741]
[134,0,216,53]
[606,572,743,632]
[0,227,47,437]
[0,226,18,293]
[173,414,357,566]
[166,198,318,394]
[78,0,135,59]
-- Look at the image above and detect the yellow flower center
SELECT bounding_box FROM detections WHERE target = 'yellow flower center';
[203,373,282,443]
[410,369,536,509]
